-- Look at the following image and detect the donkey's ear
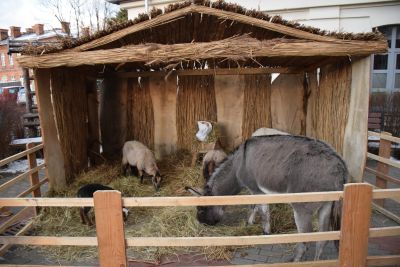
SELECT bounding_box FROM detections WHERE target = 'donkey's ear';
[185,186,203,196]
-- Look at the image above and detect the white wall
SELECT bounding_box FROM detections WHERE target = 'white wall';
[121,0,400,32]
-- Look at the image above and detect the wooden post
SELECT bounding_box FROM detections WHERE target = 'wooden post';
[34,68,66,190]
[338,183,373,267]
[375,132,392,206]
[26,143,41,197]
[93,191,127,267]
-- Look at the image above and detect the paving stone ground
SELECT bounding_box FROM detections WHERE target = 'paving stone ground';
[0,160,399,266]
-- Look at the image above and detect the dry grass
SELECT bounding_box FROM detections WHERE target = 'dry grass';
[30,153,296,262]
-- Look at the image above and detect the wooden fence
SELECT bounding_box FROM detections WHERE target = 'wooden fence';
[1,143,400,266]
[365,131,400,223]
[0,143,47,256]
[0,184,400,266]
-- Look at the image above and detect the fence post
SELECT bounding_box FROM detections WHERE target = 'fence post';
[375,132,392,206]
[26,143,41,216]
[94,190,127,267]
[338,183,373,267]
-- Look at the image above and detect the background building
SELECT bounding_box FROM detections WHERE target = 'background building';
[0,23,69,88]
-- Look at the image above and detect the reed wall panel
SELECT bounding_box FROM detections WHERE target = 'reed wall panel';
[242,74,272,139]
[51,67,88,183]
[176,75,217,151]
[126,77,155,149]
[308,60,352,154]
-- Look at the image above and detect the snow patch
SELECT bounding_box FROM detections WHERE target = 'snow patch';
[0,159,44,174]
[11,137,42,145]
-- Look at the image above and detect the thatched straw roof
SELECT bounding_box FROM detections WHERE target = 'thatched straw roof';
[18,0,387,70]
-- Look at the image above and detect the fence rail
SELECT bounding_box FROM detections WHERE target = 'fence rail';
[366,131,400,224]
[0,185,399,266]
[0,143,47,257]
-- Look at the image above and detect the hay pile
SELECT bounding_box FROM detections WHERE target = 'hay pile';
[30,153,296,262]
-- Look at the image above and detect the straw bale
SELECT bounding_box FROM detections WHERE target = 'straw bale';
[308,60,352,154]
[176,75,217,151]
[242,74,272,139]
[126,77,155,149]
[50,67,88,184]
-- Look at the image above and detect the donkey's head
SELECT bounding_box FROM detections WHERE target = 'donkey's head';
[185,185,224,225]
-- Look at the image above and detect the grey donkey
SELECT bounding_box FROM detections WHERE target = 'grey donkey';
[186,135,347,261]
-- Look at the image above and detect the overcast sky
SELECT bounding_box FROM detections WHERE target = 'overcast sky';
[0,0,59,30]
[0,0,119,32]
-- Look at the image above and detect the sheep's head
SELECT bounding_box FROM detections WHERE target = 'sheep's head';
[152,171,162,191]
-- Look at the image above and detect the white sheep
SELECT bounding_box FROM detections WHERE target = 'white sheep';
[252,127,289,137]
[122,141,162,191]
[202,149,227,182]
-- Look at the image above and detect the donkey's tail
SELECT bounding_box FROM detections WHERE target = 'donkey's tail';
[330,200,343,250]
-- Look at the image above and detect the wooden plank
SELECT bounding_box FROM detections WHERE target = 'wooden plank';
[0,144,43,167]
[0,207,32,234]
[0,236,97,246]
[367,153,400,169]
[0,220,34,257]
[196,261,338,267]
[338,183,373,267]
[375,132,392,206]
[368,131,400,144]
[26,143,41,200]
[368,123,381,129]
[372,203,400,224]
[149,74,177,158]
[34,69,66,190]
[365,167,400,185]
[1,188,398,208]
[368,118,381,124]
[215,75,245,149]
[343,57,370,182]
[369,226,400,237]
[0,163,45,193]
[372,188,400,202]
[18,37,388,69]
[366,255,400,266]
[73,6,193,52]
[17,177,49,198]
[93,191,127,267]
[117,68,292,78]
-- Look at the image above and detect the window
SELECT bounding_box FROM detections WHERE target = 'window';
[9,55,13,66]
[11,75,15,81]
[0,53,5,66]
[372,25,400,91]
[1,75,7,82]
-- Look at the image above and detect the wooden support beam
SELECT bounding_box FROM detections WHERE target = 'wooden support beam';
[343,56,370,182]
[117,67,293,78]
[26,143,41,198]
[18,36,387,69]
[93,191,127,267]
[34,68,66,190]
[367,153,400,169]
[338,183,373,267]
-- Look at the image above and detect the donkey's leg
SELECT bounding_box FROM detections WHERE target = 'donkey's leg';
[292,205,313,262]
[258,204,271,234]
[315,202,333,260]
[247,205,258,225]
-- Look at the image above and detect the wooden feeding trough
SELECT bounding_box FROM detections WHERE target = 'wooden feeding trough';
[17,0,387,190]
